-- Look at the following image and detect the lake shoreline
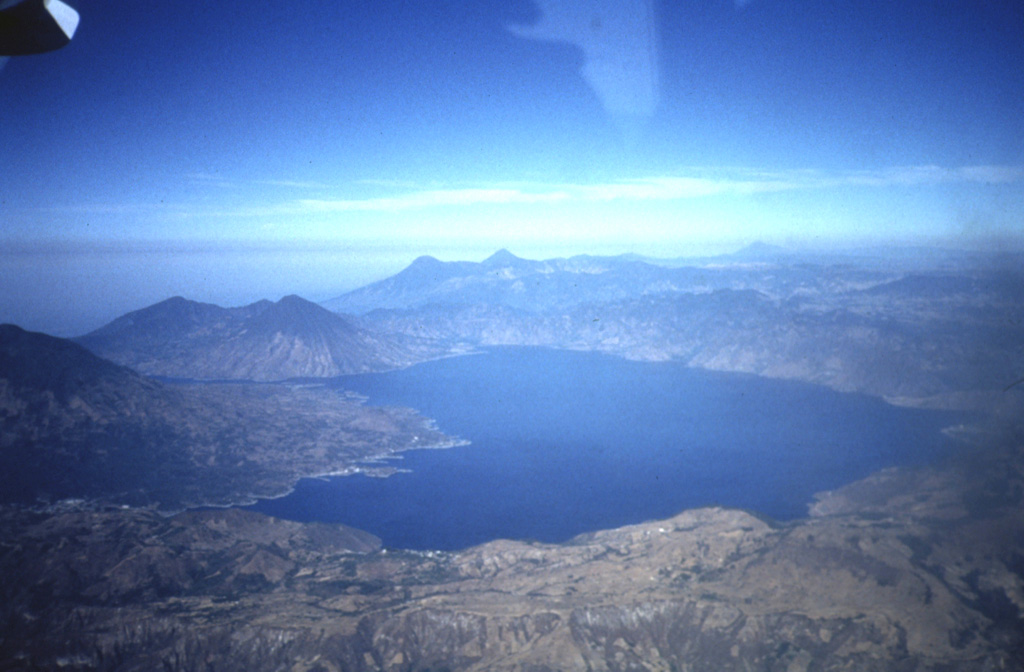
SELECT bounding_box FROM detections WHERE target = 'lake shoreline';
[243,347,968,551]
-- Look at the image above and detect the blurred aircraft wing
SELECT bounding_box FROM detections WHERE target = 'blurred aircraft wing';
[0,0,79,56]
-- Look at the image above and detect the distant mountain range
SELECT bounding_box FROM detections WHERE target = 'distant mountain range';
[59,248,1024,406]
[323,248,1024,408]
[76,294,437,381]
[0,324,453,510]
[58,246,1024,407]
[322,247,797,315]
[4,247,1024,670]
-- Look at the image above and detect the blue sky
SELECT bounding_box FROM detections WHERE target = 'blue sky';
[2,0,1022,334]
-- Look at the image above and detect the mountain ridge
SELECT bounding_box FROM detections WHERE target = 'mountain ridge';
[3,246,1024,669]
[76,294,434,381]
[0,323,148,402]
[0,325,455,510]
[322,249,1024,408]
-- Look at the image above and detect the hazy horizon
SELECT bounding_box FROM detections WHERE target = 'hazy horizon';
[4,237,1018,338]
[3,0,1022,335]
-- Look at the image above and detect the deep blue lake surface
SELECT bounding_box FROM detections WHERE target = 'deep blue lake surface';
[245,347,964,550]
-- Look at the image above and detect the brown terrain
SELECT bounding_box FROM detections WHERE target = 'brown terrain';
[2,249,1023,670]
[1,422,1021,670]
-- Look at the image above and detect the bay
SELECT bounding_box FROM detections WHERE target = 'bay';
[244,347,964,550]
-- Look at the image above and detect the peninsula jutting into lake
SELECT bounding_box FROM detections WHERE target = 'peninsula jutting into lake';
[247,347,966,550]
[7,0,1023,665]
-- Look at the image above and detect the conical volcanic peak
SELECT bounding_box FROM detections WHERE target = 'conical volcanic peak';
[74,294,424,381]
[481,248,523,266]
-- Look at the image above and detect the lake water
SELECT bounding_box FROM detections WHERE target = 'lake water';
[244,347,963,550]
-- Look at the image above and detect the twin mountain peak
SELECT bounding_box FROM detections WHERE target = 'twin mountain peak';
[74,293,420,381]
[68,248,714,382]
[60,244,1003,403]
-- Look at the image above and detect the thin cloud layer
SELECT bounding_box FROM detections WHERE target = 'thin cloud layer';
[26,165,1024,224]
[287,165,1024,214]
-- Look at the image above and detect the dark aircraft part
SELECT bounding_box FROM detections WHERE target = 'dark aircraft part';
[0,0,78,55]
